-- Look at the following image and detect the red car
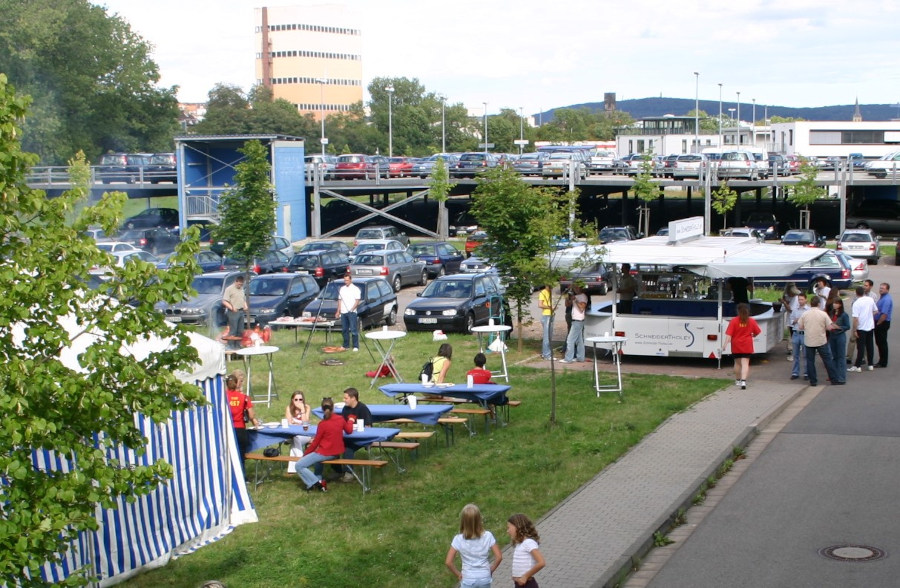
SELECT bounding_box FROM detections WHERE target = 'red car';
[334,154,388,180]
[388,157,414,177]
[465,231,488,256]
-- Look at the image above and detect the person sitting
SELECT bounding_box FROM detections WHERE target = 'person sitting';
[339,387,372,483]
[431,343,453,383]
[466,352,494,385]
[296,397,353,492]
[285,391,313,473]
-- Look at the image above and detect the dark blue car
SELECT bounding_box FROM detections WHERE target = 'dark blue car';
[408,241,465,278]
[247,273,320,325]
[754,250,852,290]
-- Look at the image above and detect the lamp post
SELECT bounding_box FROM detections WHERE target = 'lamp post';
[736,91,741,146]
[519,106,524,155]
[693,72,700,153]
[439,95,446,153]
[751,98,756,146]
[386,85,395,158]
[718,83,723,148]
[483,102,488,155]
[317,77,327,156]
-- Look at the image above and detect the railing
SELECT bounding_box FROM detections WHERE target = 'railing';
[25,166,177,187]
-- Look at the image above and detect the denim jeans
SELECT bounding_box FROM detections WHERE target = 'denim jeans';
[791,330,806,377]
[460,580,492,588]
[296,452,335,489]
[540,313,553,358]
[564,320,585,362]
[805,344,835,386]
[341,311,358,349]
[827,333,847,383]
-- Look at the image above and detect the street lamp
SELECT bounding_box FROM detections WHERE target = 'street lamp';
[751,98,756,146]
[439,95,446,153]
[483,102,488,155]
[519,106,524,155]
[693,72,700,153]
[718,83,723,148]
[386,85,394,158]
[317,77,327,156]
[736,91,741,145]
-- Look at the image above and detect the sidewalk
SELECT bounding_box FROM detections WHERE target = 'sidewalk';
[494,353,806,587]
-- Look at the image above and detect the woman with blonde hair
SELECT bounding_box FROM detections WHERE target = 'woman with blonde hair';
[445,503,502,587]
[284,391,313,473]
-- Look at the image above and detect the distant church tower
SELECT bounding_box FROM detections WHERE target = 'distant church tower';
[852,98,862,122]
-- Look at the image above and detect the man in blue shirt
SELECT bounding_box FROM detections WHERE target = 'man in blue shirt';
[874,282,892,368]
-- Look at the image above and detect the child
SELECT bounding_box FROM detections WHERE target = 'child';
[445,503,502,587]
[507,513,545,587]
[467,352,494,385]
[365,355,395,378]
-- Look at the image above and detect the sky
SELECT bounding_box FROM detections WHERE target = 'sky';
[94,0,900,117]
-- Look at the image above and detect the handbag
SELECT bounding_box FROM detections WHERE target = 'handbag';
[263,447,280,458]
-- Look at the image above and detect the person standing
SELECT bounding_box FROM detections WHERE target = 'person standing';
[727,276,752,304]
[849,285,877,372]
[561,285,587,364]
[335,274,361,352]
[813,277,831,310]
[296,397,353,492]
[788,292,810,380]
[723,303,761,389]
[339,387,372,483]
[828,299,850,385]
[799,295,839,386]
[874,282,892,368]
[226,374,259,471]
[222,276,247,349]
[538,284,553,360]
[445,504,502,588]
[617,263,637,314]
[507,513,546,588]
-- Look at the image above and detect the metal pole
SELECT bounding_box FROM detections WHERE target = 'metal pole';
[752,99,756,147]
[318,77,327,156]
[441,96,446,153]
[483,102,488,155]
[736,91,741,146]
[387,85,394,158]
[519,106,524,155]
[718,83,723,149]
[694,72,700,153]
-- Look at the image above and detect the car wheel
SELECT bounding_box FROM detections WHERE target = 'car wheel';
[418,270,427,286]
[599,283,609,295]
[392,275,402,292]
[870,257,878,266]
[385,305,397,326]
[465,313,475,333]
[437,266,446,277]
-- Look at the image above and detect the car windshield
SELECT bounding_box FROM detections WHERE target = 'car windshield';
[408,244,434,256]
[548,153,574,160]
[600,228,628,240]
[249,280,286,296]
[353,254,384,266]
[352,243,384,255]
[356,230,383,240]
[784,231,811,239]
[192,276,226,295]
[422,279,471,298]
[841,233,871,242]
[460,154,486,162]
[290,255,320,269]
[319,281,361,300]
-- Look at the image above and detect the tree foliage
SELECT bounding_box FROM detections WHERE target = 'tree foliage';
[470,167,570,349]
[711,180,738,231]
[428,156,455,239]
[0,0,180,164]
[631,153,660,236]
[0,74,205,585]
[786,159,826,228]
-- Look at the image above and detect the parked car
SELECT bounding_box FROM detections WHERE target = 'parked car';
[588,149,618,173]
[301,276,398,327]
[334,154,388,180]
[864,151,900,178]
[625,154,665,177]
[512,152,548,176]
[845,201,900,233]
[835,250,869,283]
[715,151,759,180]
[90,249,161,279]
[157,250,240,273]
[754,250,852,290]
[145,152,176,183]
[672,154,708,178]
[541,151,588,179]
[95,241,140,253]
[269,235,294,257]
[459,255,496,274]
[161,270,248,326]
[298,239,351,255]
[349,240,406,262]
[349,250,426,292]
[661,154,681,177]
[781,229,826,247]
[177,217,218,246]
[403,273,508,333]
[558,263,609,295]
[387,157,414,177]
[287,251,350,287]
[451,152,499,178]
[117,227,181,255]
[96,152,151,184]
[122,207,179,230]
[744,212,783,240]
[598,225,640,244]
[305,154,337,180]
[836,228,881,264]
[465,231,489,256]
[354,225,409,247]
[612,154,640,174]
[408,241,465,278]
[250,251,291,274]
[767,154,791,177]
[411,153,459,177]
[247,273,320,325]
[720,227,765,242]
[784,154,802,174]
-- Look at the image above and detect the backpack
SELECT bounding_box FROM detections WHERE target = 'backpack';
[419,358,435,382]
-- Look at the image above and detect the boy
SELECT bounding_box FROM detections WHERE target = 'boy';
[467,353,493,384]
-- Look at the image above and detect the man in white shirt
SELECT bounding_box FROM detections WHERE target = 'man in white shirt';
[788,292,810,380]
[849,285,877,372]
[336,275,361,351]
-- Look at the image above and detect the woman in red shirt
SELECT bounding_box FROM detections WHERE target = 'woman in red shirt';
[296,397,354,492]
[724,303,761,390]
[226,374,259,470]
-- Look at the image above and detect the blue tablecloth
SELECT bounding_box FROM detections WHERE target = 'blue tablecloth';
[379,383,511,406]
[246,425,400,453]
[313,404,453,426]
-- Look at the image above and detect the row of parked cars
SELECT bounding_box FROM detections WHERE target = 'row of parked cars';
[96,152,176,184]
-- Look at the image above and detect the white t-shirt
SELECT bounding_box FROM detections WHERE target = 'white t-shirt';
[511,538,539,577]
[338,283,361,314]
[451,531,496,581]
[852,295,877,331]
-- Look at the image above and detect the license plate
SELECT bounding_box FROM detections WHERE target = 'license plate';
[168,316,181,323]
[295,270,309,275]
[359,269,373,275]
[418,318,438,324]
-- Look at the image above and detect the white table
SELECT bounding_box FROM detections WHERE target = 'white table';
[585,335,627,399]
[364,329,406,388]
[235,345,280,407]
[471,324,512,382]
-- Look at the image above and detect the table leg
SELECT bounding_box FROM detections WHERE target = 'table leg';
[265,352,277,406]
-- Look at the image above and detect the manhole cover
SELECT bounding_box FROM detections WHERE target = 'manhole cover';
[819,545,886,563]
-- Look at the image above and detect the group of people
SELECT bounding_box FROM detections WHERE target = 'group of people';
[445,504,545,587]
[419,343,497,385]
[783,278,892,386]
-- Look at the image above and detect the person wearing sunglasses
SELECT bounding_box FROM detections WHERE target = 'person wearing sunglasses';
[285,391,313,473]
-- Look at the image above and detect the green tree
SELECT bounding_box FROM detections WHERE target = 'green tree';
[215,139,277,288]
[631,152,660,236]
[686,109,720,134]
[470,166,569,350]
[787,159,826,229]
[429,156,456,238]
[0,0,180,164]
[0,74,204,585]
[711,180,738,231]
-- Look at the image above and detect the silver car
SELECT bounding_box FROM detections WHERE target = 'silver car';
[348,250,426,292]
[836,228,881,264]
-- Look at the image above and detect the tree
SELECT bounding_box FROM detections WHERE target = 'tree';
[0,0,180,164]
[787,159,826,229]
[631,153,660,236]
[470,166,570,351]
[686,109,720,134]
[215,140,277,282]
[429,156,456,239]
[711,180,738,231]
[0,74,205,585]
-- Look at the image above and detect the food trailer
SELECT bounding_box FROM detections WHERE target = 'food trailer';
[555,217,829,360]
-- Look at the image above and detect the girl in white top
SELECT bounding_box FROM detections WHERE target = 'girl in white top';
[507,513,545,587]
[814,278,831,310]
[285,390,312,473]
[445,504,502,588]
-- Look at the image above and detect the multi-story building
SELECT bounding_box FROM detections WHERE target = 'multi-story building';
[254,5,363,121]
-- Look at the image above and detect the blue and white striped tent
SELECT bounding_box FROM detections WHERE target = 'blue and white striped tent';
[33,329,256,586]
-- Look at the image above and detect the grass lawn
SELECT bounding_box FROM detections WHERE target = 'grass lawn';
[125,326,727,587]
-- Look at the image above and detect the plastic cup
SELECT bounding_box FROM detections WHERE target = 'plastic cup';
[281,418,289,428]
[357,419,365,432]
[421,374,428,385]
[408,395,417,410]
[302,420,309,431]
[466,374,474,388]
[383,325,388,331]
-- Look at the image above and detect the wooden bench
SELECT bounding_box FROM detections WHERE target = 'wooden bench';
[437,416,470,444]
[243,453,387,493]
[500,400,522,424]
[451,407,493,434]
[417,396,471,405]
[243,453,297,489]
[369,441,421,473]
